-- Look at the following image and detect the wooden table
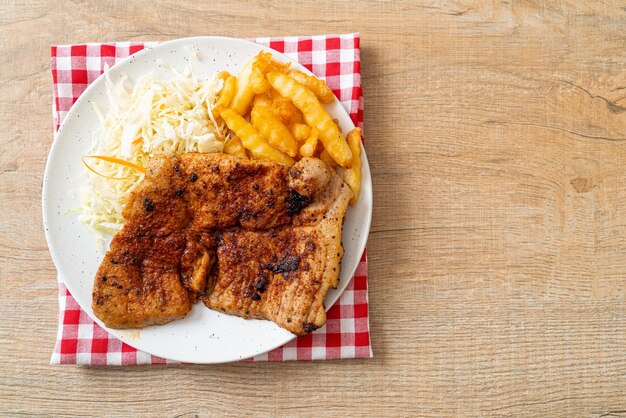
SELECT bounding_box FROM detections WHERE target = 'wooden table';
[2,1,625,416]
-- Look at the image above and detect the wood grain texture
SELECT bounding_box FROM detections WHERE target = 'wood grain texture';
[1,0,626,416]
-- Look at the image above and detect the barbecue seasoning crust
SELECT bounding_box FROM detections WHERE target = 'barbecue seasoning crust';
[92,153,352,335]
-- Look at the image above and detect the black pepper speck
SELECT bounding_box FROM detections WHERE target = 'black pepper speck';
[143,197,155,212]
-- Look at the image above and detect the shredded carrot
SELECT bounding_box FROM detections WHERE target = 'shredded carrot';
[82,155,146,180]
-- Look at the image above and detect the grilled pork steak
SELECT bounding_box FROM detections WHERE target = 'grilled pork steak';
[92,153,352,334]
[203,173,351,334]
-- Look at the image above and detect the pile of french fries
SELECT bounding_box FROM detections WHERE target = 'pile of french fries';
[209,51,362,205]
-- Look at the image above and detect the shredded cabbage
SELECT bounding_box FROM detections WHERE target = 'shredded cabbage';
[79,64,226,241]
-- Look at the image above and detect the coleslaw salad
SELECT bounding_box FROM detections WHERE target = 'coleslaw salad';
[79,64,226,239]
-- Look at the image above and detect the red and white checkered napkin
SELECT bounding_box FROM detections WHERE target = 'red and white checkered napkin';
[49,33,371,365]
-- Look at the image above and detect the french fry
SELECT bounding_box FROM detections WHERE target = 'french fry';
[333,118,342,134]
[251,106,298,157]
[248,51,291,95]
[223,136,247,158]
[299,127,319,158]
[319,150,338,168]
[253,93,272,108]
[267,71,352,167]
[291,123,311,142]
[211,75,237,118]
[230,60,256,115]
[250,68,271,94]
[270,95,303,126]
[287,69,335,104]
[253,51,291,74]
[220,108,294,166]
[230,51,292,114]
[314,139,325,156]
[217,71,231,81]
[343,128,362,205]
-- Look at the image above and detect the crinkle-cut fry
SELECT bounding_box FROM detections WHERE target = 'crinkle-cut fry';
[250,68,271,94]
[333,118,342,134]
[230,60,256,115]
[253,93,272,108]
[267,72,352,167]
[211,75,237,118]
[270,95,303,126]
[291,123,312,142]
[217,71,231,81]
[223,136,247,158]
[299,127,319,158]
[319,150,338,168]
[270,89,304,124]
[251,105,298,157]
[244,51,290,96]
[253,51,291,74]
[343,128,362,205]
[220,108,294,166]
[287,69,335,104]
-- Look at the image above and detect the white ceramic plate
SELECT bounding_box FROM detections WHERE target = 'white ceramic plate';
[42,36,372,363]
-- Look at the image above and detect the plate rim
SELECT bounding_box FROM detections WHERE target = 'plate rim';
[42,36,372,363]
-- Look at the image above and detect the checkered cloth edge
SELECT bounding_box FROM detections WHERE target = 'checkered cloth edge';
[50,33,371,365]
